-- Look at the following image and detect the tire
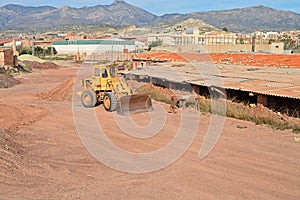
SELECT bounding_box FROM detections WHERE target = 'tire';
[81,90,97,108]
[103,92,117,112]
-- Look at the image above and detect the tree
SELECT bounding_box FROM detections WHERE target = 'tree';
[268,39,275,44]
[18,46,32,55]
[17,46,57,57]
[240,38,245,44]
[148,40,163,51]
[45,47,57,55]
[34,46,44,57]
[34,46,58,57]
[222,27,229,32]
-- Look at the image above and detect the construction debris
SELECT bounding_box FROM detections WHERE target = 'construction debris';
[0,74,21,88]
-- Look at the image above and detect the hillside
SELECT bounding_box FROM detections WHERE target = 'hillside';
[186,6,300,32]
[0,0,157,29]
[158,6,300,32]
[0,1,299,32]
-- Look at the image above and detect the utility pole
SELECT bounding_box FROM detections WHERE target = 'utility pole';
[51,46,54,57]
[31,37,35,56]
[252,32,256,52]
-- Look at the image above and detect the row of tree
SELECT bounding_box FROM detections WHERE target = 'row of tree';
[17,46,57,57]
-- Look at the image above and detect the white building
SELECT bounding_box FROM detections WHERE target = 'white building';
[52,39,138,55]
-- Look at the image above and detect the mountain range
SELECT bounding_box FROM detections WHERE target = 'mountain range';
[166,5,300,32]
[0,0,300,33]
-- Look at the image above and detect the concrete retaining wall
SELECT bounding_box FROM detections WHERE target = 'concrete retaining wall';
[155,44,275,54]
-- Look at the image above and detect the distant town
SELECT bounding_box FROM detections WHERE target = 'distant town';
[1,27,300,63]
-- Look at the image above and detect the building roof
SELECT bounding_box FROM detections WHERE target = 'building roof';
[124,62,300,100]
[52,39,135,46]
[0,47,12,52]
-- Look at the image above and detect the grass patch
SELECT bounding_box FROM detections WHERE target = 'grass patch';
[292,128,300,134]
[200,99,300,133]
[136,84,174,104]
[199,98,300,132]
[43,55,74,61]
[137,84,300,132]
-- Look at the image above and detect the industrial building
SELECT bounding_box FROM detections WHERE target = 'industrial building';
[148,28,285,54]
[52,39,138,55]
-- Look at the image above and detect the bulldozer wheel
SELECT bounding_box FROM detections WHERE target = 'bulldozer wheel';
[103,92,117,112]
[81,90,97,108]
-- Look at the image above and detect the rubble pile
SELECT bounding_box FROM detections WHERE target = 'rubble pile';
[0,74,21,88]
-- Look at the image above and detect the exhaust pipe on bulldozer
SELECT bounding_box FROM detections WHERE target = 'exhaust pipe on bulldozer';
[116,94,153,115]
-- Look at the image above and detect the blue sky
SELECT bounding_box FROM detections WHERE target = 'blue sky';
[1,0,300,15]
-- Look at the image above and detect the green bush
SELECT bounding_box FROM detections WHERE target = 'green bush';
[148,40,163,51]
[18,47,32,55]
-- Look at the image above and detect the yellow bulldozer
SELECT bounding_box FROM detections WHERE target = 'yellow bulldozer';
[79,64,153,115]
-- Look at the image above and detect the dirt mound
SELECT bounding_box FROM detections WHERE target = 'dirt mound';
[18,54,45,63]
[0,74,21,88]
[39,76,75,102]
[22,60,59,70]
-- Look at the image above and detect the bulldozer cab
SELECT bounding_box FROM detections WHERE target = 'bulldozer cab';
[89,65,119,91]
[92,65,117,78]
[108,66,117,78]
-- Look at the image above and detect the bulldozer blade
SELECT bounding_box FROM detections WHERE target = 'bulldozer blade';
[117,94,153,115]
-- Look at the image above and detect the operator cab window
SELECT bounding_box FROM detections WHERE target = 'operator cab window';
[94,68,100,76]
[110,67,116,78]
[102,68,108,78]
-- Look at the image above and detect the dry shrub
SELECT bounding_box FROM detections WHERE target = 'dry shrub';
[201,99,300,133]
[136,84,175,104]
[138,84,300,133]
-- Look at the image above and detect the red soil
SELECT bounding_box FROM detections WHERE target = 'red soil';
[136,51,300,68]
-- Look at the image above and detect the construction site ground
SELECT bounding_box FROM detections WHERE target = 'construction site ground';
[135,51,300,68]
[0,60,299,199]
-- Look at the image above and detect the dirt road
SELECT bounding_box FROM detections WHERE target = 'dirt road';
[0,62,299,199]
